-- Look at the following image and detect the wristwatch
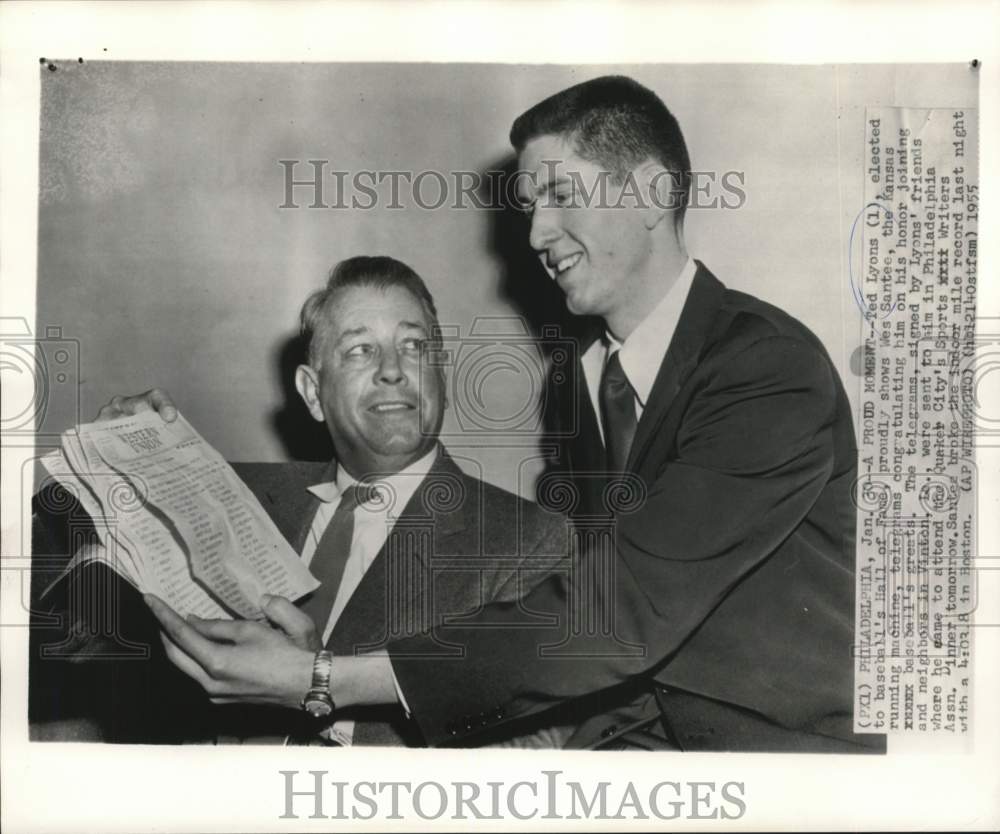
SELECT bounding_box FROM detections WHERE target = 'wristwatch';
[301,650,336,719]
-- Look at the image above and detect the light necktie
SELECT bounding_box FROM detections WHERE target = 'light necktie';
[299,484,367,634]
[599,348,637,472]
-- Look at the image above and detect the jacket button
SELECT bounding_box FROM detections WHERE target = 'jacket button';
[600,725,618,738]
[446,723,459,737]
[494,707,504,720]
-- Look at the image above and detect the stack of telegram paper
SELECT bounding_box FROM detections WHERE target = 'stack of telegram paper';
[41,411,318,619]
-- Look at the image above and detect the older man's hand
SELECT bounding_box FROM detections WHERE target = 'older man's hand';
[256,594,323,652]
[95,388,179,423]
[145,594,315,709]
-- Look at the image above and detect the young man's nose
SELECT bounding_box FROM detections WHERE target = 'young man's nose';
[528,206,561,253]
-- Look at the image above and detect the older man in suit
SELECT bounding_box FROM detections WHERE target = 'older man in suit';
[32,255,567,747]
[125,77,882,753]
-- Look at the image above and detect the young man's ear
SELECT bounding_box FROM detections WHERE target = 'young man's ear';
[640,161,679,231]
[294,364,325,423]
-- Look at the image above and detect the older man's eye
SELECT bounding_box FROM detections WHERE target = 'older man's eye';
[399,337,423,353]
[344,344,375,359]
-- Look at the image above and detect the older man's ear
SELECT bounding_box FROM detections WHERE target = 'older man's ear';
[436,367,449,411]
[294,364,325,423]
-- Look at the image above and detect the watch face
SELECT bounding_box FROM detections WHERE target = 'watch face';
[304,698,333,718]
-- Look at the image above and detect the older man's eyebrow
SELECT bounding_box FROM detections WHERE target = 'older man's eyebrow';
[335,325,371,344]
[398,320,429,332]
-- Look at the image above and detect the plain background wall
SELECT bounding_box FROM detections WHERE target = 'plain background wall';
[35,62,977,496]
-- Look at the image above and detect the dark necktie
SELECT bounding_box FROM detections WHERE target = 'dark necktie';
[599,348,637,472]
[299,484,366,634]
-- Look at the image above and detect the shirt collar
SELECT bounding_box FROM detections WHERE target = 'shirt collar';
[307,444,440,514]
[609,256,697,407]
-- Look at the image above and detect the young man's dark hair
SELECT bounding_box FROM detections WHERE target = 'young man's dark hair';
[509,75,692,219]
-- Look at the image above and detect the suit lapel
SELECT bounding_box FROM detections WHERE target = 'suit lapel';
[561,328,608,516]
[627,262,726,471]
[241,461,333,554]
[327,449,471,655]
[562,324,602,457]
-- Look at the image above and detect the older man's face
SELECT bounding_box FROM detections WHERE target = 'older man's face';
[296,284,444,478]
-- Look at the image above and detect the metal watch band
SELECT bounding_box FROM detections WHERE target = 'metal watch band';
[311,650,334,693]
[300,650,335,717]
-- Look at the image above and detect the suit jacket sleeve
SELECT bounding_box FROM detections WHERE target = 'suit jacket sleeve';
[389,334,842,745]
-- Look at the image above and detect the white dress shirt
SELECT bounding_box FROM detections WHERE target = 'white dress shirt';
[301,445,438,744]
[581,257,698,443]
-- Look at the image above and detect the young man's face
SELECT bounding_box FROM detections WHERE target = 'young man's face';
[296,284,444,478]
[517,133,654,333]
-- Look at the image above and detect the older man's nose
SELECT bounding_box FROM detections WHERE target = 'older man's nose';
[377,349,405,384]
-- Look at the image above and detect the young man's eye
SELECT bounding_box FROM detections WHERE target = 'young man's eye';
[553,186,576,207]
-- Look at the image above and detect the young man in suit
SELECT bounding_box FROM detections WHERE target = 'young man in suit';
[32,255,568,747]
[128,77,881,752]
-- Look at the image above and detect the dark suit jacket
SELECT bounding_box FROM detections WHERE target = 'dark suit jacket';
[29,448,567,746]
[389,263,884,752]
[236,449,568,744]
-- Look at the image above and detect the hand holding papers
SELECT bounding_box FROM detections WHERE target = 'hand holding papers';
[41,411,318,619]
